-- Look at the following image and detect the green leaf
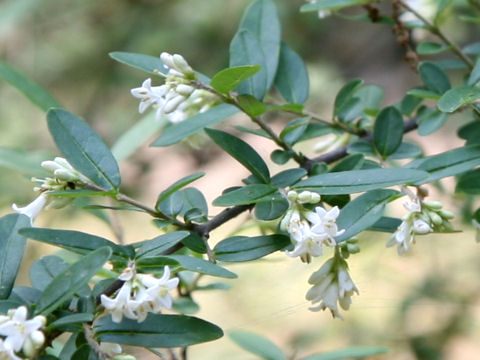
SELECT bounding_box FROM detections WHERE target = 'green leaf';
[229,30,268,99]
[0,62,60,112]
[213,184,277,206]
[369,216,402,233]
[407,88,441,100]
[109,52,166,75]
[355,84,384,112]
[229,330,286,360]
[211,65,261,94]
[35,247,112,315]
[0,148,50,177]
[374,106,404,157]
[406,145,480,184]
[347,140,376,157]
[30,256,68,291]
[336,190,399,242]
[271,168,307,187]
[254,198,289,220]
[330,154,364,172]
[438,86,480,113]
[271,150,293,165]
[293,168,428,194]
[388,142,422,160]
[167,255,237,279]
[417,109,448,136]
[237,94,268,117]
[214,234,291,262]
[301,0,376,12]
[458,120,480,144]
[156,173,205,206]
[418,62,451,94]
[239,0,281,89]
[94,314,223,347]
[206,128,270,183]
[274,42,309,104]
[111,112,165,162]
[334,79,363,116]
[468,57,480,86]
[456,168,480,194]
[416,42,450,55]
[158,188,208,219]
[20,228,133,260]
[152,104,238,147]
[47,108,121,190]
[47,313,94,330]
[300,346,388,360]
[0,214,30,299]
[135,231,190,259]
[398,94,423,116]
[173,297,200,315]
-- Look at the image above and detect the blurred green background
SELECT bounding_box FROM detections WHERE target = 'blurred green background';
[1,0,479,359]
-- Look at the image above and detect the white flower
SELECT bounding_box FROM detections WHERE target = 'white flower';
[286,220,326,263]
[0,339,20,360]
[142,266,179,312]
[160,52,194,77]
[99,342,122,357]
[307,206,345,245]
[130,78,166,114]
[101,282,137,323]
[0,306,46,353]
[402,199,421,213]
[387,220,413,254]
[413,218,432,234]
[11,193,48,225]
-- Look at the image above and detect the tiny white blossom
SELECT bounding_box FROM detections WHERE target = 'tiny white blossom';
[143,266,179,312]
[0,339,20,360]
[99,342,122,357]
[11,193,48,225]
[307,206,345,245]
[130,78,166,114]
[413,218,432,234]
[101,282,137,323]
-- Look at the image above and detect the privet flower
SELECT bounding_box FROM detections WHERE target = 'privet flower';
[0,338,20,360]
[131,52,220,124]
[306,256,358,319]
[387,197,454,254]
[282,190,344,263]
[101,265,179,323]
[12,157,90,224]
[0,306,46,359]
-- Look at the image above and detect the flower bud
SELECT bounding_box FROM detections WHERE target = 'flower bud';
[163,95,186,114]
[287,190,298,201]
[30,330,45,347]
[438,209,455,219]
[23,337,36,358]
[175,84,195,96]
[41,160,63,173]
[346,244,360,254]
[172,54,194,75]
[54,169,77,182]
[423,200,443,210]
[413,219,432,234]
[279,209,293,231]
[298,191,313,203]
[428,211,443,226]
[113,355,137,360]
[160,52,176,69]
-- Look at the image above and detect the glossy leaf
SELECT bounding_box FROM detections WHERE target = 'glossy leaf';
[418,62,451,94]
[271,168,307,187]
[229,330,286,360]
[406,145,480,184]
[336,190,399,242]
[237,94,268,117]
[167,255,237,278]
[334,79,363,116]
[417,110,448,136]
[30,256,68,291]
[301,0,376,11]
[300,346,388,360]
[229,30,268,99]
[274,42,309,104]
[94,314,223,347]
[407,88,441,100]
[214,234,290,262]
[152,104,238,147]
[211,65,261,94]
[254,198,289,220]
[109,51,166,75]
[369,216,402,233]
[136,231,190,258]
[206,128,270,183]
[239,0,281,89]
[271,149,293,164]
[355,84,384,112]
[47,313,94,330]
[388,142,422,160]
[0,62,60,111]
[293,168,428,194]
[156,173,205,206]
[330,154,364,172]
[0,214,30,299]
[374,106,404,157]
[213,184,277,206]
[35,247,112,315]
[47,108,121,190]
[416,42,450,55]
[438,86,480,113]
[20,228,133,259]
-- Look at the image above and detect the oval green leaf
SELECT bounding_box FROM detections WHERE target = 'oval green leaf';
[213,184,277,207]
[135,231,190,259]
[109,51,166,75]
[418,62,451,94]
[374,106,404,157]
[301,0,377,12]
[211,65,261,94]
[438,86,480,113]
[300,346,388,360]
[229,330,286,360]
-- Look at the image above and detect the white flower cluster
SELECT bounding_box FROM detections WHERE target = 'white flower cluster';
[306,257,358,319]
[0,306,46,359]
[387,198,454,254]
[131,52,219,124]
[12,157,88,224]
[100,265,179,323]
[281,190,345,263]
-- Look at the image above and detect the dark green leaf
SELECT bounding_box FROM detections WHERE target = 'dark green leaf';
[355,84,384,112]
[47,313,94,330]
[173,297,200,315]
[214,234,290,262]
[159,188,208,219]
[274,42,309,104]
[229,30,268,99]
[398,94,423,116]
[167,255,237,279]
[293,168,428,194]
[229,330,286,360]
[9,287,41,306]
[301,0,376,11]
[334,79,363,116]
[136,231,190,258]
[388,142,422,160]
[254,198,289,220]
[374,106,404,157]
[0,62,61,111]
[407,88,441,99]
[239,0,281,89]
[182,233,207,254]
[369,216,402,233]
[30,256,68,291]
[94,314,223,347]
[109,52,166,75]
[206,128,270,183]
[330,154,364,172]
[280,117,309,145]
[271,150,292,164]
[20,228,133,259]
[418,62,451,94]
[156,173,205,206]
[35,247,112,315]
[468,58,480,86]
[336,190,399,242]
[406,145,480,184]
[438,86,480,113]
[213,184,277,206]
[416,42,450,55]
[152,104,238,147]
[433,59,467,70]
[347,141,376,157]
[0,214,30,299]
[456,168,480,194]
[417,109,448,136]
[300,346,388,360]
[211,65,261,94]
[458,121,480,144]
[0,301,23,314]
[47,108,121,190]
[237,94,268,117]
[270,168,307,187]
